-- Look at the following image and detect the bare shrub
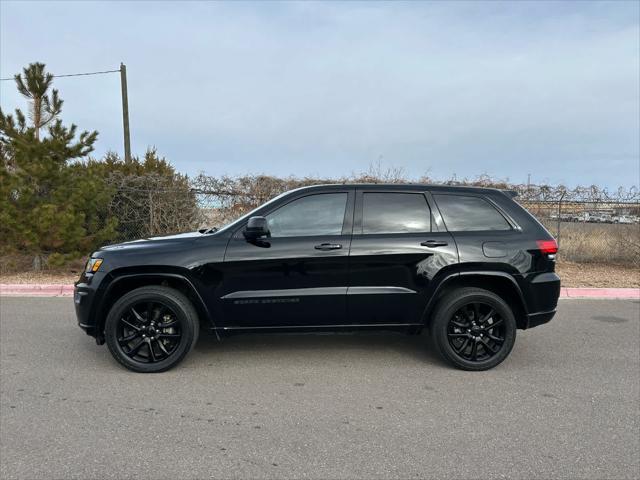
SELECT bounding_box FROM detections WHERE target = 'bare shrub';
[107,173,201,240]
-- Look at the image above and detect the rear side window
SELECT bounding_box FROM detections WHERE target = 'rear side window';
[362,193,431,234]
[434,194,511,231]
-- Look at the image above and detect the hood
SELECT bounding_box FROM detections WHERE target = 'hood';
[100,231,204,251]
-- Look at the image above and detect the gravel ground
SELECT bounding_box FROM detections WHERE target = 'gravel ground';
[0,297,639,479]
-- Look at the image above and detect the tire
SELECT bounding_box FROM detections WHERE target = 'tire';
[105,286,200,373]
[429,287,516,371]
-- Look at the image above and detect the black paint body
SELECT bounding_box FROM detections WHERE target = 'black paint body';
[75,184,560,341]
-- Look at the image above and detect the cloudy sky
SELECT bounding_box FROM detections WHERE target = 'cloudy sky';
[1,1,638,187]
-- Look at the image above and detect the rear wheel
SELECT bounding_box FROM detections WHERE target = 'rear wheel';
[430,287,516,371]
[105,286,199,373]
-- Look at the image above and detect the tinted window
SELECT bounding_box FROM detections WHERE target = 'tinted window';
[266,193,347,237]
[434,194,511,231]
[362,193,431,234]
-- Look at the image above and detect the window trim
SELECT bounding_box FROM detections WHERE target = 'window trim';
[354,189,433,235]
[430,192,518,233]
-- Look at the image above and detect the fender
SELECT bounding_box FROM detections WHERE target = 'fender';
[421,270,529,325]
[95,271,214,332]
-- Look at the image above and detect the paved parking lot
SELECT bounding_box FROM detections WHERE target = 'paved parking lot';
[1,297,638,479]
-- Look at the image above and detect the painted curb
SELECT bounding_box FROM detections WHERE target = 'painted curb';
[0,284,75,297]
[1,284,639,299]
[559,287,640,299]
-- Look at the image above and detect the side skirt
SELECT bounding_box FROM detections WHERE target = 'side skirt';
[209,323,423,336]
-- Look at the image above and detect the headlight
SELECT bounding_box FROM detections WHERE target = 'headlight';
[85,258,103,273]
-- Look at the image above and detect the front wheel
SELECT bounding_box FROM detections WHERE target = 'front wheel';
[105,286,199,373]
[430,288,516,371]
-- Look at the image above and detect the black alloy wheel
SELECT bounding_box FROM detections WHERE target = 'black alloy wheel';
[117,301,183,363]
[430,287,516,371]
[446,302,506,362]
[105,286,199,373]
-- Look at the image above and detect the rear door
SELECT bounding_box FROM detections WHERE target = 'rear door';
[347,189,458,325]
[221,188,354,328]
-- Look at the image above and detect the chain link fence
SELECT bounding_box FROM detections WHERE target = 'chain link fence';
[4,167,637,273]
[105,173,203,242]
[106,174,640,267]
[517,199,640,265]
[514,184,640,265]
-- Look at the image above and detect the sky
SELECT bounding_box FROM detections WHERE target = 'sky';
[1,1,639,188]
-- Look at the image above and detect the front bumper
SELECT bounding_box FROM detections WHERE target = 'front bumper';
[74,272,105,340]
[74,286,97,337]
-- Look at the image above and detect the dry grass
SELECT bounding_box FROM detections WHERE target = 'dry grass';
[554,223,640,266]
[1,261,638,288]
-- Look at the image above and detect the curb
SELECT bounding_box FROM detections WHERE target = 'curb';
[0,284,75,297]
[559,287,639,299]
[0,284,639,299]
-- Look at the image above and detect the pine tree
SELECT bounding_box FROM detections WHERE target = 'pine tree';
[0,62,114,269]
[13,63,63,141]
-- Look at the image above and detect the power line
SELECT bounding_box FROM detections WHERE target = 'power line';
[1,64,131,161]
[0,69,120,81]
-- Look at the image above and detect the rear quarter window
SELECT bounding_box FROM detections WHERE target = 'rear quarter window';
[434,194,511,232]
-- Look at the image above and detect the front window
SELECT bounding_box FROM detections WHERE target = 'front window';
[266,193,348,237]
[214,190,293,234]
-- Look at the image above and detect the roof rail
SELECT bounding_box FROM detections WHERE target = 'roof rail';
[502,190,518,198]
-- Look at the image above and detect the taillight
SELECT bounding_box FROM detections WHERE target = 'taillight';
[536,239,558,255]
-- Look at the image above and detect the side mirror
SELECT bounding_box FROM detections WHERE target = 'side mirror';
[243,216,270,241]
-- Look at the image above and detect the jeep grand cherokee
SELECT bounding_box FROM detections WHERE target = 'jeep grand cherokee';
[75,184,560,372]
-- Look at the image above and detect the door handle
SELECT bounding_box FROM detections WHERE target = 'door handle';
[421,240,448,248]
[315,243,343,251]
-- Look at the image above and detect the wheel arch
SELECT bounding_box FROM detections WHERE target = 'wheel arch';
[94,271,212,342]
[423,271,529,329]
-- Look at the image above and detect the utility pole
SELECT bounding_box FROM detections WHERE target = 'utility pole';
[120,63,131,161]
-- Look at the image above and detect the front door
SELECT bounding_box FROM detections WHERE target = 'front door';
[347,189,458,325]
[220,189,354,328]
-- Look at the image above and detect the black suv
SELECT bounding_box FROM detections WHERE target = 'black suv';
[75,184,560,373]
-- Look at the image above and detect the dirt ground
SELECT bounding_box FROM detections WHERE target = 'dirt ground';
[0,271,80,285]
[555,260,639,288]
[1,261,638,288]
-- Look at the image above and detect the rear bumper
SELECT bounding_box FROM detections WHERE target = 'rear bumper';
[526,308,557,328]
[522,271,561,329]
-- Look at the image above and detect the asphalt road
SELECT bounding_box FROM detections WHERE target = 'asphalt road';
[1,298,638,480]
